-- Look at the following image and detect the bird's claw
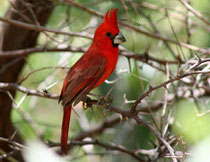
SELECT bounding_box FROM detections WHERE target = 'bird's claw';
[82,96,93,110]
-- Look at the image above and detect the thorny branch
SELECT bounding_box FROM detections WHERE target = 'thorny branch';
[130,70,210,113]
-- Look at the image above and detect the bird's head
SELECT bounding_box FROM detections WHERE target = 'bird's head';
[93,9,126,49]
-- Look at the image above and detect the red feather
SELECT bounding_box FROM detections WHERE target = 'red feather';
[61,106,72,154]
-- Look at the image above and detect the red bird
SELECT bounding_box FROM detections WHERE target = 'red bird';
[59,8,126,154]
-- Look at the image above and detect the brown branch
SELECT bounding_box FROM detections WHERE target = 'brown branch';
[0,16,92,39]
[121,51,181,64]
[0,47,86,58]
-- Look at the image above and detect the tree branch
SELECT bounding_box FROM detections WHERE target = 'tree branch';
[0,16,92,39]
[0,82,59,99]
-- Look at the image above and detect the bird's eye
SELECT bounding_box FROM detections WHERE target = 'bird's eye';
[106,32,112,38]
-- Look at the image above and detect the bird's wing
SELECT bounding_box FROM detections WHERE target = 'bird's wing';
[61,54,107,107]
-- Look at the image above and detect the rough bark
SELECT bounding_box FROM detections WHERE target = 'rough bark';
[0,0,54,161]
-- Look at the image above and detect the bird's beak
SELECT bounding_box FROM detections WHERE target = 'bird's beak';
[113,33,126,45]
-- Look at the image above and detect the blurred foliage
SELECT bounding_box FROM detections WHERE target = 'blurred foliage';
[0,0,209,161]
[174,99,210,144]
[0,0,8,17]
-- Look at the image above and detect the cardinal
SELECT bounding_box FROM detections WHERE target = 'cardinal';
[59,8,126,154]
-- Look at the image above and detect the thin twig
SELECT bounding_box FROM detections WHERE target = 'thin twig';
[179,0,210,26]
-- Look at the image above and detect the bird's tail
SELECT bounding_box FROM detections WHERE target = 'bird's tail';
[61,105,72,154]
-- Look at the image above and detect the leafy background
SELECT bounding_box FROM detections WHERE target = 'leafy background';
[1,0,210,161]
